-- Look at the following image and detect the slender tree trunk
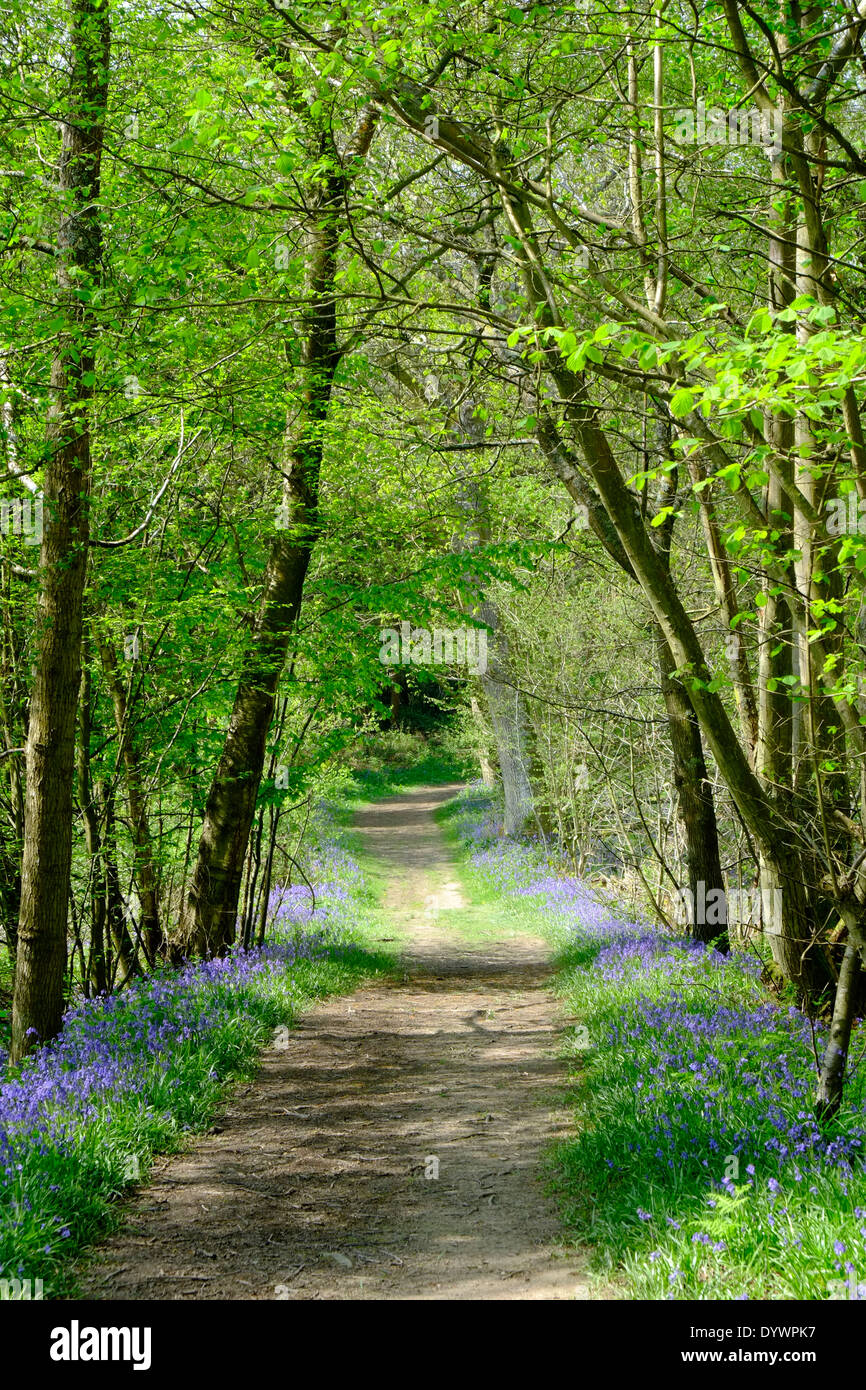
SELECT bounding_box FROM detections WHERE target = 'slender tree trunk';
[470,693,495,787]
[477,598,533,838]
[99,779,137,989]
[178,113,377,958]
[650,416,728,951]
[98,638,162,964]
[11,0,110,1061]
[179,498,321,959]
[451,460,535,838]
[688,465,759,758]
[255,805,280,947]
[76,663,108,994]
[492,152,842,995]
[0,563,24,963]
[537,407,726,932]
[816,939,864,1120]
[655,625,728,950]
[240,804,265,950]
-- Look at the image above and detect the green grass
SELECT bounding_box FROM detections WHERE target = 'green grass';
[337,730,475,814]
[432,791,552,947]
[543,934,866,1300]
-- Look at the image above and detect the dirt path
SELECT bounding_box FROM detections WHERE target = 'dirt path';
[77,785,594,1300]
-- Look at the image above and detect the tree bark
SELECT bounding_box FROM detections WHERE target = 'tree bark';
[177,112,377,958]
[0,560,24,963]
[537,407,726,941]
[477,597,533,838]
[11,0,110,1060]
[76,663,108,994]
[469,694,495,787]
[98,637,162,964]
[816,940,864,1121]
[491,152,836,993]
[655,625,727,950]
[98,779,138,988]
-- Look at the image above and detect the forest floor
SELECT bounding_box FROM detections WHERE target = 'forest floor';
[76,784,601,1300]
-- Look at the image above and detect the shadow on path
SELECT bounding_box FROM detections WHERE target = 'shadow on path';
[77,784,598,1300]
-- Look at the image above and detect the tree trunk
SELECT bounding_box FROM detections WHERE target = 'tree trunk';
[99,780,138,989]
[11,0,110,1061]
[99,637,162,964]
[76,663,108,995]
[477,598,533,838]
[816,939,864,1121]
[255,805,280,948]
[177,112,378,958]
[470,694,496,787]
[655,625,728,950]
[0,562,24,963]
[537,407,727,933]
[492,154,834,998]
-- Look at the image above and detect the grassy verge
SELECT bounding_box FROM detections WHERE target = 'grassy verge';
[444,783,866,1301]
[0,832,396,1300]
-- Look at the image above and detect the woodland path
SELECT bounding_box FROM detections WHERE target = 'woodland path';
[77,784,596,1300]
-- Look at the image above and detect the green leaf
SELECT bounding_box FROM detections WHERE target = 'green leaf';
[669,388,695,418]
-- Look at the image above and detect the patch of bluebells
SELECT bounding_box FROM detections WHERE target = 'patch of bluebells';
[0,817,366,1287]
[452,785,866,1181]
[450,784,866,1297]
[0,932,328,1166]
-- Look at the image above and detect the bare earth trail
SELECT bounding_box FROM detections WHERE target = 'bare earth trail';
[78,785,597,1300]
